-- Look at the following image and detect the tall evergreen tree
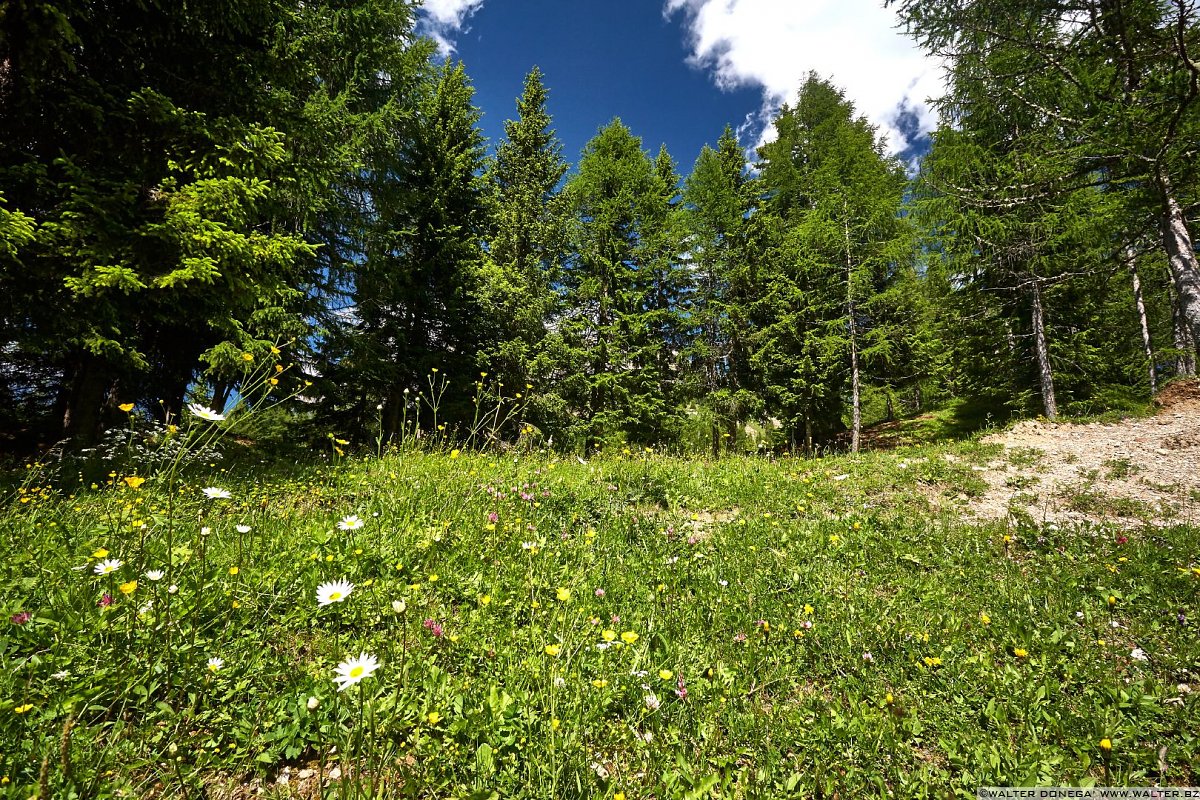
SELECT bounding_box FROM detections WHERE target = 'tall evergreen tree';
[754,75,914,452]
[324,58,491,440]
[681,126,759,453]
[478,67,571,435]
[560,120,680,447]
[889,0,1200,369]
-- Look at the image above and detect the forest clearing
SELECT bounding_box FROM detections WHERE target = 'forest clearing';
[2,389,1199,798]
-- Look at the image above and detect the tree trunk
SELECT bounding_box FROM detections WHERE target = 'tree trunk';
[711,421,720,458]
[1030,280,1057,420]
[1127,252,1157,395]
[61,353,110,445]
[1159,173,1200,352]
[885,391,895,422]
[804,413,813,458]
[210,379,232,417]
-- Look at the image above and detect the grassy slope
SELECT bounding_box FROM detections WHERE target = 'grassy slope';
[2,436,1198,798]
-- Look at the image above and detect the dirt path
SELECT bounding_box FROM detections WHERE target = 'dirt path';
[967,380,1200,527]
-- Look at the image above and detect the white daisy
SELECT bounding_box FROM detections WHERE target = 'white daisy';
[316,579,354,606]
[337,515,364,531]
[202,487,231,500]
[94,558,123,575]
[207,657,224,672]
[333,652,380,691]
[236,525,251,534]
[188,403,226,422]
[145,569,165,582]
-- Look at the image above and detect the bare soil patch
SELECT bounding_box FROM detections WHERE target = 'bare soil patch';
[968,380,1200,527]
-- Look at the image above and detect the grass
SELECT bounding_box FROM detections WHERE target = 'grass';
[2,430,1199,798]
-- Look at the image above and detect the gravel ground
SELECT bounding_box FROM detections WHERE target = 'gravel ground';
[968,380,1200,527]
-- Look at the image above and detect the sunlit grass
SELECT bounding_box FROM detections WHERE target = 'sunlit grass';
[2,435,1198,798]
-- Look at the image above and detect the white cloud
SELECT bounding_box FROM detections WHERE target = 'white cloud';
[419,0,486,56]
[664,0,945,155]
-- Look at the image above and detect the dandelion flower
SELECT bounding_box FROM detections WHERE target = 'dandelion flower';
[145,569,164,582]
[426,711,441,725]
[1100,738,1112,752]
[202,487,231,500]
[333,652,380,691]
[94,559,123,576]
[1013,648,1028,658]
[188,403,226,422]
[207,657,224,673]
[316,579,354,606]
[118,580,137,595]
[337,515,364,531]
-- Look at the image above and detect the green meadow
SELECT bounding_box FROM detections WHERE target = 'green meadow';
[3,423,1198,798]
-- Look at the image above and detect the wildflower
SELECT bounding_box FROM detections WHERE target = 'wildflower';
[333,652,380,691]
[450,449,460,459]
[923,656,943,667]
[980,612,991,625]
[521,541,539,553]
[315,579,354,606]
[1013,648,1028,658]
[307,696,320,710]
[207,657,224,673]
[427,574,438,583]
[241,352,254,362]
[595,588,605,597]
[143,569,164,582]
[643,694,661,711]
[659,669,673,681]
[862,652,874,663]
[550,718,560,731]
[423,619,444,638]
[188,404,226,422]
[118,403,135,413]
[803,604,814,615]
[1107,595,1117,608]
[885,692,894,706]
[620,631,639,645]
[123,476,146,489]
[98,593,113,607]
[118,580,137,595]
[733,632,747,643]
[601,629,617,643]
[426,711,441,725]
[236,525,251,534]
[544,643,562,657]
[10,612,31,625]
[592,679,608,688]
[337,515,364,531]
[675,676,688,700]
[94,558,123,576]
[202,487,231,500]
[392,600,407,614]
[1100,738,1112,752]
[556,587,571,602]
[1130,647,1148,662]
[553,676,565,688]
[479,595,491,606]
[14,704,33,714]
[91,548,109,559]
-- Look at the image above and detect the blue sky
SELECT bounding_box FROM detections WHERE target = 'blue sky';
[419,0,943,173]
